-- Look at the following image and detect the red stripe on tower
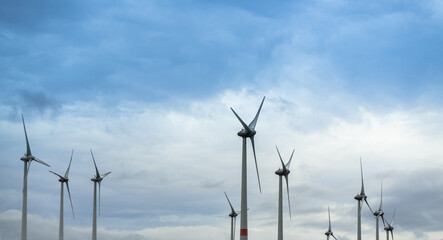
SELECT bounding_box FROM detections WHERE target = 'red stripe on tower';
[240,229,248,236]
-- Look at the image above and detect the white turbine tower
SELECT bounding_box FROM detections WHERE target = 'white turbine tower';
[224,192,239,240]
[230,96,265,240]
[325,207,337,240]
[90,149,111,240]
[354,158,373,240]
[384,209,396,240]
[20,114,51,240]
[373,182,385,240]
[49,150,75,240]
[274,146,294,240]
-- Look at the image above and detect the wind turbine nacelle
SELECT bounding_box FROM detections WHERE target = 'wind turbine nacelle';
[384,226,393,231]
[91,177,101,182]
[354,194,366,201]
[20,155,34,161]
[275,169,290,176]
[374,210,384,216]
[237,129,256,137]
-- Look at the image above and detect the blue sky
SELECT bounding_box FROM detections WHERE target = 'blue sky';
[1,1,443,240]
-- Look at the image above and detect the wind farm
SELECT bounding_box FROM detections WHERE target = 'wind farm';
[2,1,443,240]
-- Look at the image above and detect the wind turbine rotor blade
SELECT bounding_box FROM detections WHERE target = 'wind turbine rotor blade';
[21,114,32,156]
[34,157,50,167]
[250,136,262,193]
[391,208,396,226]
[66,181,75,219]
[286,149,295,169]
[224,192,236,213]
[379,181,383,211]
[360,158,365,195]
[65,149,74,178]
[381,215,386,228]
[230,108,251,132]
[101,171,111,178]
[275,146,286,170]
[248,96,265,130]
[90,149,100,178]
[284,174,291,219]
[391,231,394,240]
[364,199,374,214]
[332,234,338,240]
[49,170,64,179]
[328,207,331,232]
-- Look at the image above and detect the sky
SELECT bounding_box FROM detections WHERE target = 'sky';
[1,0,443,239]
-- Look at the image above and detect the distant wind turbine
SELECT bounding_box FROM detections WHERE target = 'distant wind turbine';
[325,207,337,240]
[373,182,385,240]
[230,96,265,240]
[274,146,294,240]
[20,115,51,240]
[384,209,396,240]
[224,192,239,240]
[90,149,111,240]
[354,158,373,240]
[49,150,74,240]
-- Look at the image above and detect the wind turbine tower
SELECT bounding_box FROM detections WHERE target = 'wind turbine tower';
[373,182,385,240]
[224,192,239,240]
[274,146,294,240]
[20,115,51,240]
[49,150,75,240]
[230,96,265,240]
[90,150,111,240]
[354,158,373,240]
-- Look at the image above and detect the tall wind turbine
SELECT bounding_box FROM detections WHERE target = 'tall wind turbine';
[20,114,51,240]
[373,182,385,240]
[354,158,373,240]
[230,96,265,240]
[384,209,396,240]
[325,207,337,240]
[49,150,74,240]
[90,149,111,240]
[224,192,239,240]
[275,146,294,240]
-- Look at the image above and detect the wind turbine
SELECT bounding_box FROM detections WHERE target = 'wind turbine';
[49,150,74,240]
[384,209,396,240]
[325,207,337,240]
[373,182,385,240]
[20,114,51,240]
[230,96,265,240]
[354,158,373,240]
[90,149,111,240]
[224,192,239,240]
[275,146,294,240]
